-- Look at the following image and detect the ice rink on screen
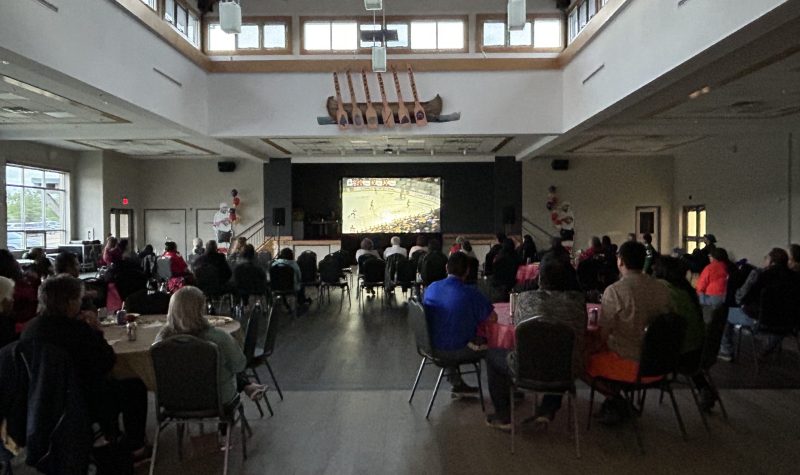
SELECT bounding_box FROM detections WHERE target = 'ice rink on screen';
[342,185,440,234]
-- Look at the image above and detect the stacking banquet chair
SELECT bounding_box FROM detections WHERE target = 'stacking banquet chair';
[241,302,274,417]
[407,297,485,419]
[297,251,321,299]
[269,263,297,318]
[509,317,580,457]
[358,257,386,304]
[154,257,173,292]
[395,258,418,298]
[674,304,730,432]
[586,313,688,454]
[249,300,285,401]
[194,264,234,315]
[318,254,350,305]
[149,335,252,475]
[123,289,170,315]
[734,283,800,374]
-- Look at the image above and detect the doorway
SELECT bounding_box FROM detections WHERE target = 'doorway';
[144,209,187,256]
[109,208,134,249]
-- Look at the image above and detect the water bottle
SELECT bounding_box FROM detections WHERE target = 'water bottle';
[126,321,138,341]
[116,309,127,326]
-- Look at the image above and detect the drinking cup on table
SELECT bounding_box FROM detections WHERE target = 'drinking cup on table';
[590,308,599,327]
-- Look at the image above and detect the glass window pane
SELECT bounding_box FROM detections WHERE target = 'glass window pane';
[509,22,532,46]
[534,18,562,47]
[588,0,597,18]
[331,22,357,50]
[304,22,331,50]
[699,210,707,236]
[23,168,44,187]
[482,22,505,46]
[26,233,44,249]
[45,190,64,229]
[359,24,381,48]
[237,24,260,49]
[411,21,437,50]
[176,5,187,33]
[24,189,44,229]
[6,166,22,185]
[188,14,199,46]
[437,21,464,50]
[579,2,588,29]
[44,170,64,190]
[263,24,286,48]
[119,215,130,239]
[46,231,65,248]
[6,186,22,228]
[164,0,175,23]
[687,241,697,254]
[686,210,697,237]
[386,23,408,48]
[7,232,23,251]
[208,24,236,51]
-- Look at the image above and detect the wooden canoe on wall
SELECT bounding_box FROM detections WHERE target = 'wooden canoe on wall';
[327,94,442,124]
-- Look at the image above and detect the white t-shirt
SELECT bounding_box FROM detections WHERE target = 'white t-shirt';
[355,249,380,262]
[409,245,427,257]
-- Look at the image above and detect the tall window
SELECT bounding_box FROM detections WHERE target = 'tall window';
[207,18,290,53]
[568,0,607,44]
[163,0,201,48]
[683,205,707,254]
[6,165,69,251]
[139,0,157,10]
[478,15,563,50]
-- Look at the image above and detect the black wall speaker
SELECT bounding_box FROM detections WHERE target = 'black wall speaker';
[502,206,516,225]
[551,159,569,171]
[217,161,236,172]
[272,208,286,226]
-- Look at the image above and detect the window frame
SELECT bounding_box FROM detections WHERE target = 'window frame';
[5,163,70,251]
[162,0,202,48]
[476,13,564,52]
[682,205,707,254]
[299,15,468,55]
[566,0,605,44]
[204,16,292,55]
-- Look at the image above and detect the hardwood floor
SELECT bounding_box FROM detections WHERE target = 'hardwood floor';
[11,290,800,474]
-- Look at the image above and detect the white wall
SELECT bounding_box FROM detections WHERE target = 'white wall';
[522,155,674,253]
[207,70,563,137]
[0,0,209,133]
[672,132,800,262]
[73,151,104,241]
[562,0,790,131]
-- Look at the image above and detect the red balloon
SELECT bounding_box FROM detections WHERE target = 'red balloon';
[233,197,241,206]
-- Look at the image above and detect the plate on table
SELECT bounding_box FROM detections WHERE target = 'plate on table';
[207,316,234,327]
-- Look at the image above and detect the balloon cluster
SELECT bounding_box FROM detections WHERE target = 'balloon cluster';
[229,189,241,222]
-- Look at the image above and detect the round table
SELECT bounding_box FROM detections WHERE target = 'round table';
[483,303,601,350]
[102,315,241,391]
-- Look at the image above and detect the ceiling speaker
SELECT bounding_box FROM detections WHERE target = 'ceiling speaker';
[508,0,526,31]
[551,159,569,171]
[218,161,236,173]
[219,1,242,34]
[372,46,387,72]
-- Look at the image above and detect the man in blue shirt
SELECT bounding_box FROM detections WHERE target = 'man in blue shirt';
[423,252,496,396]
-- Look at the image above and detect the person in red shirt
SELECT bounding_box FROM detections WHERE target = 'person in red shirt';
[578,236,603,263]
[696,248,732,307]
[162,241,192,292]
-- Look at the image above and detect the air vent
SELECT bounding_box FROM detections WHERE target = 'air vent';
[1,106,37,114]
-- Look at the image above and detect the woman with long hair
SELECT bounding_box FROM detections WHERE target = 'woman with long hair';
[156,287,265,402]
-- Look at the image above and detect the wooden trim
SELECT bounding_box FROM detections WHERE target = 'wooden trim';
[210,57,560,73]
[113,0,210,69]
[475,13,564,53]
[491,137,515,153]
[261,139,292,155]
[559,0,629,67]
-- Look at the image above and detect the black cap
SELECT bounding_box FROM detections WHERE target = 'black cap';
[703,234,717,244]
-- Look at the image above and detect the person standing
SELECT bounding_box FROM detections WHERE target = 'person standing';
[696,248,732,307]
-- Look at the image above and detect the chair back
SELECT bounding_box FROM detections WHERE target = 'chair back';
[155,257,173,281]
[384,253,406,283]
[357,253,377,275]
[270,264,295,293]
[142,254,157,276]
[242,304,265,361]
[331,249,350,269]
[514,317,576,386]
[759,281,800,332]
[297,251,318,284]
[194,263,227,297]
[409,249,427,270]
[419,251,447,285]
[319,255,344,283]
[396,259,417,283]
[262,304,280,356]
[123,290,170,314]
[638,313,687,379]
[362,258,386,283]
[408,298,433,357]
[150,335,222,416]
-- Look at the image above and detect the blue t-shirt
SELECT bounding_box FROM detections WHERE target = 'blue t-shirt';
[423,276,493,351]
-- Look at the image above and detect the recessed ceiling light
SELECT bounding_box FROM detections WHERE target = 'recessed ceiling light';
[688,85,711,99]
[408,139,425,144]
[0,60,9,65]
[44,111,76,119]
[350,140,369,144]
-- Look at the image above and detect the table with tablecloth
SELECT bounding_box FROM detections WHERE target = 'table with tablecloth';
[482,302,601,350]
[102,314,241,391]
[515,263,540,286]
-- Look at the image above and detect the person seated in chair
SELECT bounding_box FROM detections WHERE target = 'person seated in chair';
[383,236,408,259]
[419,238,448,286]
[233,245,267,305]
[161,241,192,293]
[491,239,520,301]
[273,248,310,305]
[409,235,428,260]
[584,241,671,425]
[485,255,586,431]
[192,240,233,288]
[355,238,380,263]
[20,275,152,464]
[718,247,800,360]
[155,286,265,404]
[423,252,497,398]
